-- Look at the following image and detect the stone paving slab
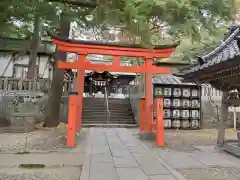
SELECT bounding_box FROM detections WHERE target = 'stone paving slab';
[91,147,110,154]
[190,152,240,167]
[133,154,163,166]
[111,149,132,157]
[91,154,113,163]
[149,175,177,180]
[141,164,170,175]
[116,168,149,180]
[113,156,139,168]
[154,150,206,169]
[90,162,115,172]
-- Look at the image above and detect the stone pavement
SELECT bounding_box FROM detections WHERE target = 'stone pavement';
[80,128,187,180]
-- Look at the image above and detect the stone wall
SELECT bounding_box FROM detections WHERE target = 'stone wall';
[129,75,144,125]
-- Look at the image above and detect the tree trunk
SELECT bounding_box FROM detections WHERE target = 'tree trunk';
[44,12,70,127]
[217,91,228,146]
[27,14,41,79]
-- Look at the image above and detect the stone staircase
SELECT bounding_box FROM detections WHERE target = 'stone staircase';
[82,97,136,127]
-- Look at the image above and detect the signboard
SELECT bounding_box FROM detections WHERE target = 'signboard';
[228,106,240,112]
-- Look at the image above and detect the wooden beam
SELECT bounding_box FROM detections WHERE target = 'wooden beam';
[57,61,171,74]
[56,45,174,58]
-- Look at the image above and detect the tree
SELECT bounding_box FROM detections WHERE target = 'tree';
[44,12,71,127]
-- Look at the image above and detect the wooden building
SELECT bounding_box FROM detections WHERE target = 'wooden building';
[84,71,135,97]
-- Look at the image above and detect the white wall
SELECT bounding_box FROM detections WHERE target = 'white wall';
[0,52,49,78]
[201,84,222,101]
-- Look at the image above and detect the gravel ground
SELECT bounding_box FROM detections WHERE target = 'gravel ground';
[178,167,240,180]
[0,167,81,180]
[0,127,67,153]
[132,129,237,152]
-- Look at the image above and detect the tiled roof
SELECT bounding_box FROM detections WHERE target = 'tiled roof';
[176,25,240,77]
[152,75,196,85]
[50,33,179,49]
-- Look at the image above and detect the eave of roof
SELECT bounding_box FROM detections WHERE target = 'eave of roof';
[154,61,190,67]
[152,75,197,86]
[175,25,240,78]
[49,33,179,50]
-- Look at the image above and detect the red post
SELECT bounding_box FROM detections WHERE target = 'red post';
[145,58,153,133]
[140,98,145,132]
[155,97,164,147]
[76,68,84,132]
[75,55,86,132]
[67,92,78,147]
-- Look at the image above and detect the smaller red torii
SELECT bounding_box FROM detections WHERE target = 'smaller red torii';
[50,35,178,147]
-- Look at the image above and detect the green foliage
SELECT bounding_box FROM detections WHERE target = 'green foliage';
[0,0,235,62]
[166,27,228,62]
[91,0,233,42]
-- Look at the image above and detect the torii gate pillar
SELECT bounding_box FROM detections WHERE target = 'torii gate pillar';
[145,58,153,133]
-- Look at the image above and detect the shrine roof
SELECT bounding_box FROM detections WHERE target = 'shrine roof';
[175,25,240,78]
[50,34,179,49]
[152,75,197,86]
[85,70,136,76]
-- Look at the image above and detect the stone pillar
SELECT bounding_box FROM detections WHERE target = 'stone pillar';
[107,82,111,96]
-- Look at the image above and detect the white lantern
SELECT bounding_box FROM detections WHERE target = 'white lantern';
[164,88,172,96]
[172,109,180,118]
[164,99,171,107]
[173,88,181,97]
[183,88,191,97]
[173,99,181,107]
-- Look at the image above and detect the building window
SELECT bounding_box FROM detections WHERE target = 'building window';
[13,64,39,78]
[13,64,28,78]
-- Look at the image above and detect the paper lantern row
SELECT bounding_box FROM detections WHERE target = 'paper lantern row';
[164,119,199,129]
[155,87,199,97]
[164,99,200,108]
[163,109,200,119]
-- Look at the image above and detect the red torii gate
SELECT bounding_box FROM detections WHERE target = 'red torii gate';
[50,35,177,147]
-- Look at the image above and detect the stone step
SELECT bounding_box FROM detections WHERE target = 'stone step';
[82,97,135,125]
[83,111,133,115]
[82,115,134,119]
[83,109,132,113]
[84,97,129,101]
[83,113,134,118]
[83,101,130,106]
[83,117,134,122]
[82,123,137,128]
[82,120,135,124]
[83,107,131,110]
[83,104,131,108]
[83,101,131,105]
